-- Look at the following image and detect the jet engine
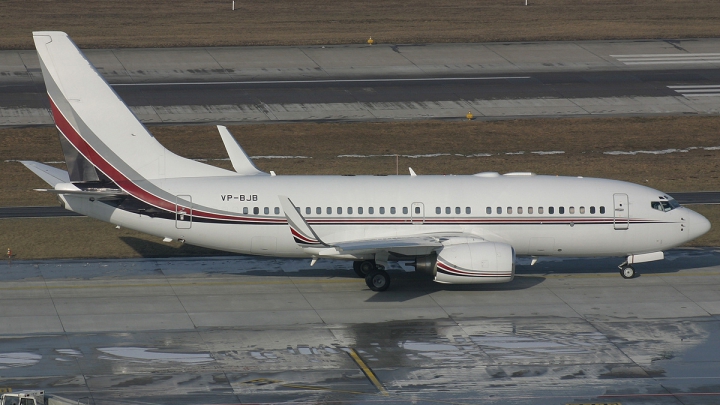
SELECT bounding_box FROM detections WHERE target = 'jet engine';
[416,242,515,284]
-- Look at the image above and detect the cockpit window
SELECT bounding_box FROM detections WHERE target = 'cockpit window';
[651,198,680,212]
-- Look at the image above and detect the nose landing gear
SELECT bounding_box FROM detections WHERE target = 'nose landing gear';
[619,263,636,279]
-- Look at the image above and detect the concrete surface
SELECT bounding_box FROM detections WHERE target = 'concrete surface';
[1,38,719,126]
[1,250,720,404]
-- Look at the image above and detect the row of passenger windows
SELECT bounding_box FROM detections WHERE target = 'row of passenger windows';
[242,205,606,215]
[485,206,605,215]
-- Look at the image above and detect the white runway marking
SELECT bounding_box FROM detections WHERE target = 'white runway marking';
[612,53,720,65]
[668,84,720,98]
[110,76,532,86]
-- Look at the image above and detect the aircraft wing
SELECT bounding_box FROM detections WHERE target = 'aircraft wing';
[279,195,451,256]
[332,236,442,256]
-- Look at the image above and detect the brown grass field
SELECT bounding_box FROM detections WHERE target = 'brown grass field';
[1,0,720,49]
[1,116,720,259]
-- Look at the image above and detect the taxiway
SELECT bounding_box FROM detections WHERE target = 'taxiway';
[1,250,720,404]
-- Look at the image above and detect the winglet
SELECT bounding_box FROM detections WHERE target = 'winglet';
[217,125,268,176]
[278,195,328,247]
[409,167,417,176]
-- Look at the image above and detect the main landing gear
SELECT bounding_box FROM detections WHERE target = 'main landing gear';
[353,260,391,292]
[619,263,636,279]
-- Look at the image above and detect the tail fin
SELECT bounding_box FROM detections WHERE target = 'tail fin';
[33,31,232,182]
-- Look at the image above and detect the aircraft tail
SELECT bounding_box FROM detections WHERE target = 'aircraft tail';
[33,31,231,184]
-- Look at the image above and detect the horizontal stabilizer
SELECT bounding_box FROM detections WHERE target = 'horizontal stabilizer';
[36,182,128,201]
[20,161,70,187]
[217,125,268,176]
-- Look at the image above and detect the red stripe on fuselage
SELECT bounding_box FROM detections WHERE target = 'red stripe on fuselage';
[49,96,284,224]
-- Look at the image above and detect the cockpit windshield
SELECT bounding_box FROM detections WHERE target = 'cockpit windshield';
[651,198,680,212]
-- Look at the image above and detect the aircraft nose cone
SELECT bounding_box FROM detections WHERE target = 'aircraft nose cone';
[688,210,711,241]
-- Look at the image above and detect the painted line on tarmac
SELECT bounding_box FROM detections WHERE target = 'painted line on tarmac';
[346,348,389,396]
[0,278,364,291]
[111,76,532,86]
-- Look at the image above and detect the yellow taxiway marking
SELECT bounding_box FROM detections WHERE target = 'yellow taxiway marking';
[0,388,12,394]
[347,348,389,396]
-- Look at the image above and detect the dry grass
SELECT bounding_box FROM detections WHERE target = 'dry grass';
[2,115,720,259]
[1,0,719,49]
[0,217,234,260]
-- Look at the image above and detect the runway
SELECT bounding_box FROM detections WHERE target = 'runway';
[1,250,720,404]
[2,38,720,126]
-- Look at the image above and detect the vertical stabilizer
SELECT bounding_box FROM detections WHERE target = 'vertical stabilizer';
[33,31,232,182]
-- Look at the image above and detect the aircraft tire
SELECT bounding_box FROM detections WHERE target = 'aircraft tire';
[620,265,636,279]
[365,269,391,292]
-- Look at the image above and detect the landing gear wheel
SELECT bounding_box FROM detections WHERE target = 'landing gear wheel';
[354,260,376,278]
[365,269,391,292]
[620,265,636,279]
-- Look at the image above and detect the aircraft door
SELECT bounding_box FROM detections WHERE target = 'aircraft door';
[613,193,629,230]
[176,195,192,229]
[411,202,424,224]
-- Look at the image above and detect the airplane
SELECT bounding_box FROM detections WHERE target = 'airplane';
[22,31,711,291]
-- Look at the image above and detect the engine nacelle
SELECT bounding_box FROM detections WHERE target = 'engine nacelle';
[434,242,515,284]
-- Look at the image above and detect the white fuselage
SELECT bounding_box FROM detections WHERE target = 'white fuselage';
[61,172,709,260]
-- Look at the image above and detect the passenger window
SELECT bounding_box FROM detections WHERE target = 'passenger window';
[559,207,565,214]
[348,207,353,214]
[265,207,270,215]
[486,207,492,214]
[243,207,248,214]
[517,207,523,214]
[327,207,332,215]
[316,207,321,214]
[445,207,451,214]
[497,207,502,214]
[590,206,595,214]
[369,207,374,214]
[275,207,280,215]
[391,207,396,214]
[436,207,441,214]
[528,207,534,214]
[455,207,460,214]
[403,207,408,215]
[380,207,385,214]
[415,206,421,214]
[569,207,574,214]
[358,207,364,215]
[466,207,471,214]
[507,207,513,214]
[600,206,606,214]
[538,207,544,214]
[337,207,342,214]
[253,207,259,215]
[549,207,554,214]
[305,207,311,215]
[579,206,585,214]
